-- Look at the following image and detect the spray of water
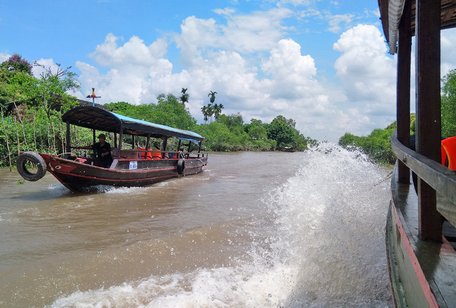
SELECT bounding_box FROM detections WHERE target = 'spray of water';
[50,144,391,307]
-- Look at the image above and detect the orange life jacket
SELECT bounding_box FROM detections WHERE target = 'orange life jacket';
[441,136,456,171]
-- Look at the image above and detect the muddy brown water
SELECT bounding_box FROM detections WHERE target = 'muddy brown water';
[0,150,392,307]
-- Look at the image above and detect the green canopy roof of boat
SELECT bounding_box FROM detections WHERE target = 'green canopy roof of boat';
[62,106,204,142]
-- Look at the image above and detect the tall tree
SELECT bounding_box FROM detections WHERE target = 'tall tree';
[180,88,189,105]
[213,103,224,120]
[208,91,217,103]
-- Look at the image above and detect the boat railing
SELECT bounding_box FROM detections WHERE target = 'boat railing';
[67,147,207,161]
[114,149,207,160]
[391,132,456,226]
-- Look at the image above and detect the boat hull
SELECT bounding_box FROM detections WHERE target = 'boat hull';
[385,203,439,308]
[40,154,208,192]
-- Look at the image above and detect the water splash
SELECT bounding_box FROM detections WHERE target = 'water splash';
[50,144,391,307]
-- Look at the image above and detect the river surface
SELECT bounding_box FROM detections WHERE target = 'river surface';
[0,147,392,307]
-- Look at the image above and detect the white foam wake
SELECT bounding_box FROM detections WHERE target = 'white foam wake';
[51,144,390,307]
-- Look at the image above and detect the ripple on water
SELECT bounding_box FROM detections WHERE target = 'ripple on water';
[49,145,391,307]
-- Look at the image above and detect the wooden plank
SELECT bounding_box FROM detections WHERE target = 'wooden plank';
[391,134,456,221]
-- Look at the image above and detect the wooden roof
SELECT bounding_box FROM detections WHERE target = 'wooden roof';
[378,0,456,53]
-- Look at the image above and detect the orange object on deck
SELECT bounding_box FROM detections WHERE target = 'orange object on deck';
[137,147,154,160]
[441,136,456,170]
[150,150,161,159]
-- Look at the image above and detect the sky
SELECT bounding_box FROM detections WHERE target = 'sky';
[1,0,456,141]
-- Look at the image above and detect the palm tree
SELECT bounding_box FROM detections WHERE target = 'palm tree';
[201,105,209,122]
[213,103,224,120]
[180,88,189,105]
[208,91,217,103]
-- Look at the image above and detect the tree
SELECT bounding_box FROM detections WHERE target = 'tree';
[208,91,217,103]
[268,115,295,150]
[180,88,189,105]
[34,63,80,117]
[213,103,224,119]
[201,103,215,123]
[0,54,32,75]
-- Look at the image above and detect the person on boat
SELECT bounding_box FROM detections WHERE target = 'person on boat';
[93,133,113,167]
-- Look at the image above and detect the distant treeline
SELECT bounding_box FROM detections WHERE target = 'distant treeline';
[338,70,456,164]
[104,97,318,152]
[0,54,316,169]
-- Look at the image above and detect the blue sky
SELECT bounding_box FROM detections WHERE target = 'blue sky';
[1,0,455,140]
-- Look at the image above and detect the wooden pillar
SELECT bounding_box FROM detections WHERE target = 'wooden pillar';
[397,0,412,184]
[145,135,150,150]
[415,0,442,242]
[132,135,135,149]
[65,122,71,154]
[119,125,123,152]
[114,133,117,148]
[162,137,168,158]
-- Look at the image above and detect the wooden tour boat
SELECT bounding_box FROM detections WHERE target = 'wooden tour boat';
[16,105,208,192]
[378,0,456,307]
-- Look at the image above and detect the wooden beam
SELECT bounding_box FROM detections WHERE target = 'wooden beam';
[415,0,443,242]
[397,0,412,184]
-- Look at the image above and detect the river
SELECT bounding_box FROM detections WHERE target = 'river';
[0,147,392,307]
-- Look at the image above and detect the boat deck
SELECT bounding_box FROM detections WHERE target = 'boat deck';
[391,172,456,307]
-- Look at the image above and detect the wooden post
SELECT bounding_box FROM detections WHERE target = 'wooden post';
[132,135,135,149]
[397,0,412,184]
[415,0,442,242]
[65,122,71,154]
[119,125,123,152]
[145,135,150,150]
[114,133,117,148]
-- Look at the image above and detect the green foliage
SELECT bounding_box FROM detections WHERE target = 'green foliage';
[442,69,456,137]
[105,94,196,130]
[0,54,32,74]
[339,125,396,164]
[267,115,312,151]
[0,55,315,168]
[0,55,81,168]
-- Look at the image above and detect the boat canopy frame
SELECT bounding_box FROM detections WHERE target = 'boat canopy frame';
[62,106,204,142]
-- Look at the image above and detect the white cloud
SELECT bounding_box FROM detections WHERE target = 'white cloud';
[32,58,63,78]
[441,28,456,77]
[0,53,10,63]
[328,14,354,33]
[333,24,396,125]
[74,12,400,142]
